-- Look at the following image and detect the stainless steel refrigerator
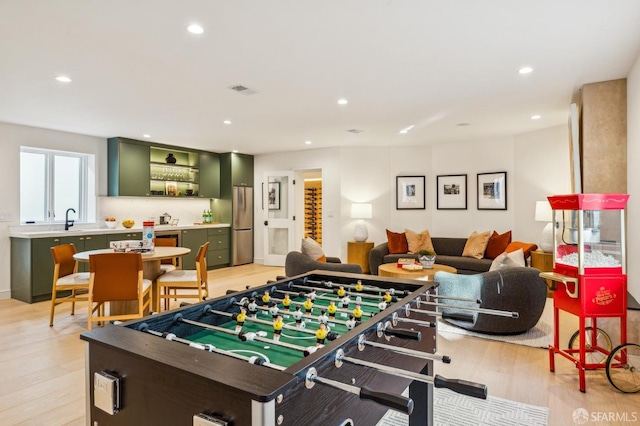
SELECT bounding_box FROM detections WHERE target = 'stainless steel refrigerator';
[232,186,253,265]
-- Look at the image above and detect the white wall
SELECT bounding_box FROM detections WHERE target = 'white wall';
[254,127,571,264]
[627,52,640,300]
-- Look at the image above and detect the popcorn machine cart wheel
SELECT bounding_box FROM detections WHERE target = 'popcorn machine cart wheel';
[540,193,639,393]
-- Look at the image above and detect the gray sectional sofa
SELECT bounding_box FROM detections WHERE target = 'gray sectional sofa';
[369,237,493,275]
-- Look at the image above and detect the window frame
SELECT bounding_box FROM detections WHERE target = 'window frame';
[20,146,90,224]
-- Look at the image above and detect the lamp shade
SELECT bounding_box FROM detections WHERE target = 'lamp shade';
[351,203,372,219]
[535,201,552,222]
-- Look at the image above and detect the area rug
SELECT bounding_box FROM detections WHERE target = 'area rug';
[436,298,554,349]
[377,387,549,426]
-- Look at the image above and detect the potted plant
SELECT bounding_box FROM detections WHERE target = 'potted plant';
[418,249,436,269]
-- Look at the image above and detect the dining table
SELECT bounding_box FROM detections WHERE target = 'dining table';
[73,246,191,314]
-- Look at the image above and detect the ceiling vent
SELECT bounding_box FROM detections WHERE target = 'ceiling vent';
[228,85,257,96]
[346,129,363,134]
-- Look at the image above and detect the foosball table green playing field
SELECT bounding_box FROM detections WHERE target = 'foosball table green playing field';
[81,271,488,426]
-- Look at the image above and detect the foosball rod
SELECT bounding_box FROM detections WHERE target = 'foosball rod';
[356,335,450,364]
[391,311,436,328]
[302,278,410,297]
[236,298,362,326]
[273,290,379,317]
[139,325,286,371]
[304,367,414,415]
[415,300,519,318]
[210,308,320,337]
[424,293,482,304]
[292,285,385,306]
[334,349,487,400]
[175,315,320,356]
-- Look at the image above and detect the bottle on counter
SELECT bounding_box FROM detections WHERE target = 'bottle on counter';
[202,210,207,224]
[207,209,213,223]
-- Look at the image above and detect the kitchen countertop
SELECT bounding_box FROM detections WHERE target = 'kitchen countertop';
[9,223,230,239]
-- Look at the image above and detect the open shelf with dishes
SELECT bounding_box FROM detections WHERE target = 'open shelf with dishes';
[149,147,200,197]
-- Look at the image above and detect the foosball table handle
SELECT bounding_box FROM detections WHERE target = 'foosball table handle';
[433,374,487,399]
[360,386,414,415]
[441,312,475,323]
[385,327,421,341]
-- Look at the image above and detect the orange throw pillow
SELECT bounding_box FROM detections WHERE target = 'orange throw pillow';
[505,241,538,258]
[462,231,491,259]
[386,230,408,254]
[484,230,512,259]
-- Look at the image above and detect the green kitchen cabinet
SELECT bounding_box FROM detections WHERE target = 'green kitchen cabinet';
[106,232,142,244]
[207,227,230,268]
[199,152,221,199]
[108,137,151,196]
[221,152,254,187]
[11,236,61,303]
[181,228,208,269]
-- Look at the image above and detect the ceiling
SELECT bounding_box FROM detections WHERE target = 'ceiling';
[2,1,640,155]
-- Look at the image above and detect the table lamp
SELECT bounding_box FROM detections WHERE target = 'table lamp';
[351,203,372,242]
[535,201,554,252]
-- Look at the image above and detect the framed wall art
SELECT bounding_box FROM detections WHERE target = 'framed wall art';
[477,171,507,210]
[268,182,281,210]
[436,174,467,210]
[396,175,425,210]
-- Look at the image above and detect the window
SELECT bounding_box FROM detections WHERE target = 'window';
[20,147,93,224]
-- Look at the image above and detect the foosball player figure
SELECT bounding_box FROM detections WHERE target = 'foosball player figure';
[337,285,346,298]
[378,300,388,311]
[316,323,328,347]
[383,290,393,304]
[293,306,304,327]
[355,280,363,292]
[318,310,329,325]
[235,307,247,332]
[282,294,292,311]
[345,315,356,331]
[353,304,363,324]
[341,294,351,309]
[273,315,284,341]
[308,289,317,301]
[261,290,271,306]
[247,298,258,317]
[327,300,337,319]
[303,297,314,314]
[269,302,280,319]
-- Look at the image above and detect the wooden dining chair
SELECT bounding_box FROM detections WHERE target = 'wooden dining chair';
[154,238,178,273]
[156,242,209,311]
[49,243,90,326]
[87,252,152,330]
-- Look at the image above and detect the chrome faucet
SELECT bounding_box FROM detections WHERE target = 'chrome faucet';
[65,208,76,230]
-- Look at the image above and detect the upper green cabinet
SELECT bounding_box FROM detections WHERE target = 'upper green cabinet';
[107,137,226,199]
[108,138,151,196]
[220,153,254,188]
[199,152,221,199]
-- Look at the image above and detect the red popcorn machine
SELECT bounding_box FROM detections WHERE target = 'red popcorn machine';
[540,193,639,393]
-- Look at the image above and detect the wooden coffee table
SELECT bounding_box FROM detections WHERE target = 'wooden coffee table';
[378,263,457,280]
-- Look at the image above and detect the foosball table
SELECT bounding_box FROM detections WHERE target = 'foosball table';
[80,271,487,426]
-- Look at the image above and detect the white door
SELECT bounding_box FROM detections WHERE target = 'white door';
[263,171,295,266]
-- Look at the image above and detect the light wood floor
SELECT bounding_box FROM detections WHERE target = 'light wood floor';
[1,264,638,425]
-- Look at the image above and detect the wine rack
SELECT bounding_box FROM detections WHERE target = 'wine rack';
[304,182,322,244]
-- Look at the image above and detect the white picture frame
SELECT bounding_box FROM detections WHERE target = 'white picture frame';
[477,172,507,210]
[396,176,425,210]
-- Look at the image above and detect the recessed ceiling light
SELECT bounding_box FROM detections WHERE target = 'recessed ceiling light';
[232,150,238,153]
[143,134,151,138]
[531,115,541,120]
[337,98,348,105]
[223,120,232,125]
[187,24,204,34]
[55,76,72,83]
[305,140,312,145]
[399,125,415,135]
[518,66,533,74]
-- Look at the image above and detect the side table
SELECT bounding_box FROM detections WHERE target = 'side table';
[347,241,374,273]
[530,250,554,297]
